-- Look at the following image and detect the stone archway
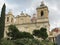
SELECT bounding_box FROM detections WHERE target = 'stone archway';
[55,34,60,45]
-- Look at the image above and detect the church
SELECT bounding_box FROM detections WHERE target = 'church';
[4,1,50,38]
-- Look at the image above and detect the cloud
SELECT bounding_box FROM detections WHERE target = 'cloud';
[4,0,33,16]
[0,0,4,7]
[45,0,60,30]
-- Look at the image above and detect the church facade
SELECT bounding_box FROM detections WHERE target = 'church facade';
[4,1,50,38]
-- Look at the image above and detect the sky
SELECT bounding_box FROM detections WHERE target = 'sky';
[0,0,60,30]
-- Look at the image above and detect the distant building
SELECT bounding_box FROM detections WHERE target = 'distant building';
[49,28,60,42]
[4,1,50,38]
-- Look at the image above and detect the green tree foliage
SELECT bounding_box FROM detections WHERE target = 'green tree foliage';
[40,40,54,45]
[0,3,6,40]
[21,32,34,39]
[7,25,20,40]
[40,27,48,40]
[0,38,54,45]
[1,39,15,45]
[33,27,48,40]
[7,25,34,40]
[33,30,41,38]
[14,38,40,45]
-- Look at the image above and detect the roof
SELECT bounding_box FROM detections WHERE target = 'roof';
[51,28,60,33]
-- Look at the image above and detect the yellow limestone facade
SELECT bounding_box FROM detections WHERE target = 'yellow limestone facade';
[4,1,50,38]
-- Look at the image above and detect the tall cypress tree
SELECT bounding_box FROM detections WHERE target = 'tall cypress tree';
[0,3,6,39]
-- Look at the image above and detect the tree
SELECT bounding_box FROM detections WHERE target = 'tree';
[21,32,34,39]
[0,3,6,40]
[7,25,20,40]
[0,38,54,45]
[1,39,15,45]
[7,25,34,40]
[33,30,41,38]
[14,38,40,45]
[40,27,48,40]
[33,27,48,40]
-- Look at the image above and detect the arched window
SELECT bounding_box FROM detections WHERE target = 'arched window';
[41,11,44,16]
[7,17,9,22]
[11,18,13,22]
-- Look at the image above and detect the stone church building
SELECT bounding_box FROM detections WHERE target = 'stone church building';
[4,1,50,38]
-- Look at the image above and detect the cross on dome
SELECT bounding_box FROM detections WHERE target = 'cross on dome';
[40,0,45,6]
[41,0,44,4]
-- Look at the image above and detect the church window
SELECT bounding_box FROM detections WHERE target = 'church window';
[41,11,44,16]
[11,18,13,22]
[7,17,9,22]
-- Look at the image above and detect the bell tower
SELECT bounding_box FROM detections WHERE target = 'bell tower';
[36,0,49,18]
[36,0,50,35]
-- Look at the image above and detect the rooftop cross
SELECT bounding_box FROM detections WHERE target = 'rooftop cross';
[41,0,44,5]
[40,0,45,6]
